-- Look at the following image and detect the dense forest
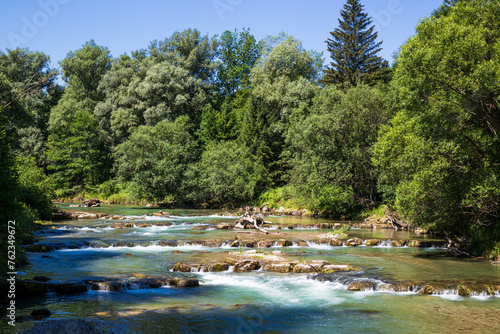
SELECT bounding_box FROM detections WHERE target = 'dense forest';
[1,0,499,265]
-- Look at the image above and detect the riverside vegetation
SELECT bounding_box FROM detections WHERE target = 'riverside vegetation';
[1,0,499,278]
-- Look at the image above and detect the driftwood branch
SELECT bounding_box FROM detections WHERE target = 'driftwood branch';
[234,213,270,234]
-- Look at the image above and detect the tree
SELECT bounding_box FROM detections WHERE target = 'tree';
[198,141,263,205]
[115,116,198,202]
[47,40,112,193]
[322,0,389,86]
[149,29,218,86]
[286,84,389,215]
[238,34,320,187]
[0,48,60,165]
[373,0,500,254]
[217,28,262,97]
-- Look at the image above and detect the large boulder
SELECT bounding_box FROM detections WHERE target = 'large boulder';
[172,262,200,272]
[233,259,261,272]
[346,238,363,247]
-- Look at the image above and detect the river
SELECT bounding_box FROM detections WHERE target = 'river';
[7,204,500,333]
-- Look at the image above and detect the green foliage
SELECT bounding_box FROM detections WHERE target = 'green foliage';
[287,84,389,214]
[322,0,389,86]
[115,116,198,202]
[16,157,55,220]
[0,48,60,165]
[47,111,110,195]
[198,141,263,205]
[218,28,262,96]
[149,28,218,85]
[373,0,500,250]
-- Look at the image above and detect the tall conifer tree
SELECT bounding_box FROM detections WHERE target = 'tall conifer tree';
[322,0,388,86]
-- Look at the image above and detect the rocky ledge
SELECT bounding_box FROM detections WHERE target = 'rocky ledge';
[312,274,500,297]
[0,275,200,298]
[172,258,360,274]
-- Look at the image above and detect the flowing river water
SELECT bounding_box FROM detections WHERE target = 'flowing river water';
[6,205,500,333]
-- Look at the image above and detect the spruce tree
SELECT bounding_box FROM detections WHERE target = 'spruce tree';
[322,0,388,86]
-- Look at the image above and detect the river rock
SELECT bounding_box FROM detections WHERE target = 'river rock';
[346,238,363,247]
[202,240,223,247]
[192,225,211,230]
[230,239,240,247]
[293,263,316,273]
[157,240,178,247]
[115,241,134,247]
[172,262,200,272]
[202,263,230,272]
[407,240,422,247]
[322,264,358,273]
[263,262,296,273]
[347,281,377,291]
[329,239,343,246]
[152,211,170,217]
[276,239,293,247]
[364,239,381,246]
[77,212,99,219]
[243,240,257,248]
[390,240,406,247]
[222,258,237,266]
[379,281,416,292]
[136,223,152,228]
[155,222,173,227]
[176,278,200,287]
[234,259,261,272]
[258,240,274,248]
[216,223,232,229]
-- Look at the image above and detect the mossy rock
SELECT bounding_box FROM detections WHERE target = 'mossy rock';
[258,240,274,248]
[276,239,293,247]
[364,239,381,246]
[203,263,230,272]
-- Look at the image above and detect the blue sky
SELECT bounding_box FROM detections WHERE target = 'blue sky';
[0,0,443,70]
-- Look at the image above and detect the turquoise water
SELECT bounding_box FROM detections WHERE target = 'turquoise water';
[6,205,500,333]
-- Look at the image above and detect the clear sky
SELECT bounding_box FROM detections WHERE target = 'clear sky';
[0,0,444,70]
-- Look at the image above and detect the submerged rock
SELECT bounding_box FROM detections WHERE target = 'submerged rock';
[192,225,211,230]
